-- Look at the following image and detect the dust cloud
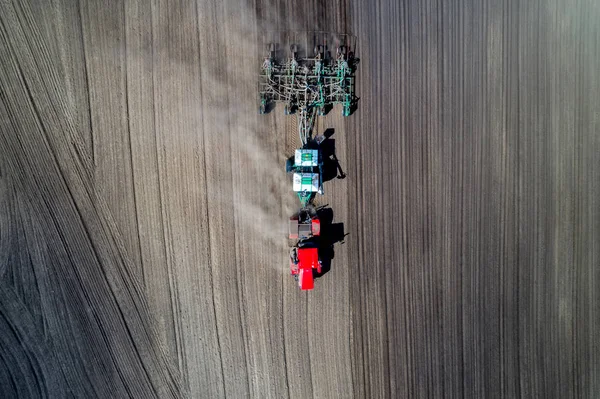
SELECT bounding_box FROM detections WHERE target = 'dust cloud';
[196,5,299,272]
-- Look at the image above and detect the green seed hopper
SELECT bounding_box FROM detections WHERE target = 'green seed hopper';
[286,147,323,207]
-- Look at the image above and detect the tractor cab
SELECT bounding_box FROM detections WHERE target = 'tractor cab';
[289,206,321,239]
[290,244,322,290]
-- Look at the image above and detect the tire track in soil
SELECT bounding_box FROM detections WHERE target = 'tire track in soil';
[79,0,143,282]
[123,0,180,375]
[149,0,223,396]
[346,0,600,398]
[0,0,180,397]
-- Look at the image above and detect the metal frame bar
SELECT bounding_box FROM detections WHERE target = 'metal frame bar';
[259,31,357,145]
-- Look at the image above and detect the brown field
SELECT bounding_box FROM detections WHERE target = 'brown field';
[1,0,599,397]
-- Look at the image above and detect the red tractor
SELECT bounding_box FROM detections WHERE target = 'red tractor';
[289,207,322,290]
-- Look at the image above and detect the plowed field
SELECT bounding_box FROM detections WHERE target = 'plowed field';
[1,0,599,398]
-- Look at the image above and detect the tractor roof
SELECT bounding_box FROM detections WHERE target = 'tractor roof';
[297,247,319,290]
[297,247,319,269]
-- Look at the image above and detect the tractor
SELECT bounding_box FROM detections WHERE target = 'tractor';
[289,206,322,290]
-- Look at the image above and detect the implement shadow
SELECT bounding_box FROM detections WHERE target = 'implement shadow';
[319,128,347,182]
[314,206,347,279]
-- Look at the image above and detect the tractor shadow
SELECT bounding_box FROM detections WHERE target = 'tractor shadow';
[319,128,347,182]
[313,206,348,279]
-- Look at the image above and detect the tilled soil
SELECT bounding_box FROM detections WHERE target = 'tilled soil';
[1,0,599,398]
